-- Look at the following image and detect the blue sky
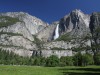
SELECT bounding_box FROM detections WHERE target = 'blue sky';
[0,0,100,23]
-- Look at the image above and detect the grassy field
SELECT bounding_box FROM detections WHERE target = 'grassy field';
[0,65,100,75]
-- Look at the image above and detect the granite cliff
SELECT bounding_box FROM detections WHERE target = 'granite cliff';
[0,10,100,57]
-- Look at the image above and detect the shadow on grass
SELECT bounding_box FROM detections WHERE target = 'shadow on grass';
[59,67,100,75]
[60,68,100,72]
[62,72,100,75]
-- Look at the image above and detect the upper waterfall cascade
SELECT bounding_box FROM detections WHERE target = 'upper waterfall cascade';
[54,24,59,40]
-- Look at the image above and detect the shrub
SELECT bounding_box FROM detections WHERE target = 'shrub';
[51,47,66,50]
[56,34,72,42]
[0,16,20,28]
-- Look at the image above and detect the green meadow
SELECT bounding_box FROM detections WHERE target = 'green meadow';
[0,65,100,75]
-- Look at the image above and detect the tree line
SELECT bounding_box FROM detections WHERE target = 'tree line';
[0,48,100,67]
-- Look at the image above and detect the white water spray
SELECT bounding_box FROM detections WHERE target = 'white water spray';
[54,24,59,40]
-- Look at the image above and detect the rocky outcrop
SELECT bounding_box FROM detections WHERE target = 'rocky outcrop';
[89,12,100,52]
[36,21,60,42]
[35,10,91,42]
[32,50,72,58]
[0,12,48,35]
[0,46,33,57]
[43,41,77,50]
[0,34,36,50]
[0,22,34,41]
[59,9,90,38]
[36,24,56,42]
[0,12,42,57]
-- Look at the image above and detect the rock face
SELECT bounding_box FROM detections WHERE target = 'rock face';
[0,22,34,41]
[36,24,56,42]
[32,50,72,58]
[1,12,48,35]
[0,34,36,50]
[0,12,48,56]
[0,46,33,57]
[36,10,91,41]
[43,41,77,50]
[89,12,100,53]
[59,9,90,38]
[36,21,59,42]
[0,10,100,58]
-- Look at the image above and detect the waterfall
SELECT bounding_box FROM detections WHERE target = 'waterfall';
[54,24,59,40]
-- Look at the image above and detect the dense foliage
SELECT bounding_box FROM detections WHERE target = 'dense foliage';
[73,52,94,66]
[94,52,100,65]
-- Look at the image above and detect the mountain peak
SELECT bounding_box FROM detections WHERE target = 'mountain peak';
[71,9,85,17]
[71,9,83,13]
[70,9,90,28]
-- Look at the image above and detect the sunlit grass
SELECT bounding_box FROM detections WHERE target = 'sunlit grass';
[0,65,100,75]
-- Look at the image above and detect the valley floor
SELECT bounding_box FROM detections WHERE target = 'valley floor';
[0,65,100,75]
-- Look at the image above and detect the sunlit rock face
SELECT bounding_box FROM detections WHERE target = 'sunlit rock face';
[59,9,90,38]
[1,12,48,35]
[36,21,58,42]
[36,24,56,42]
